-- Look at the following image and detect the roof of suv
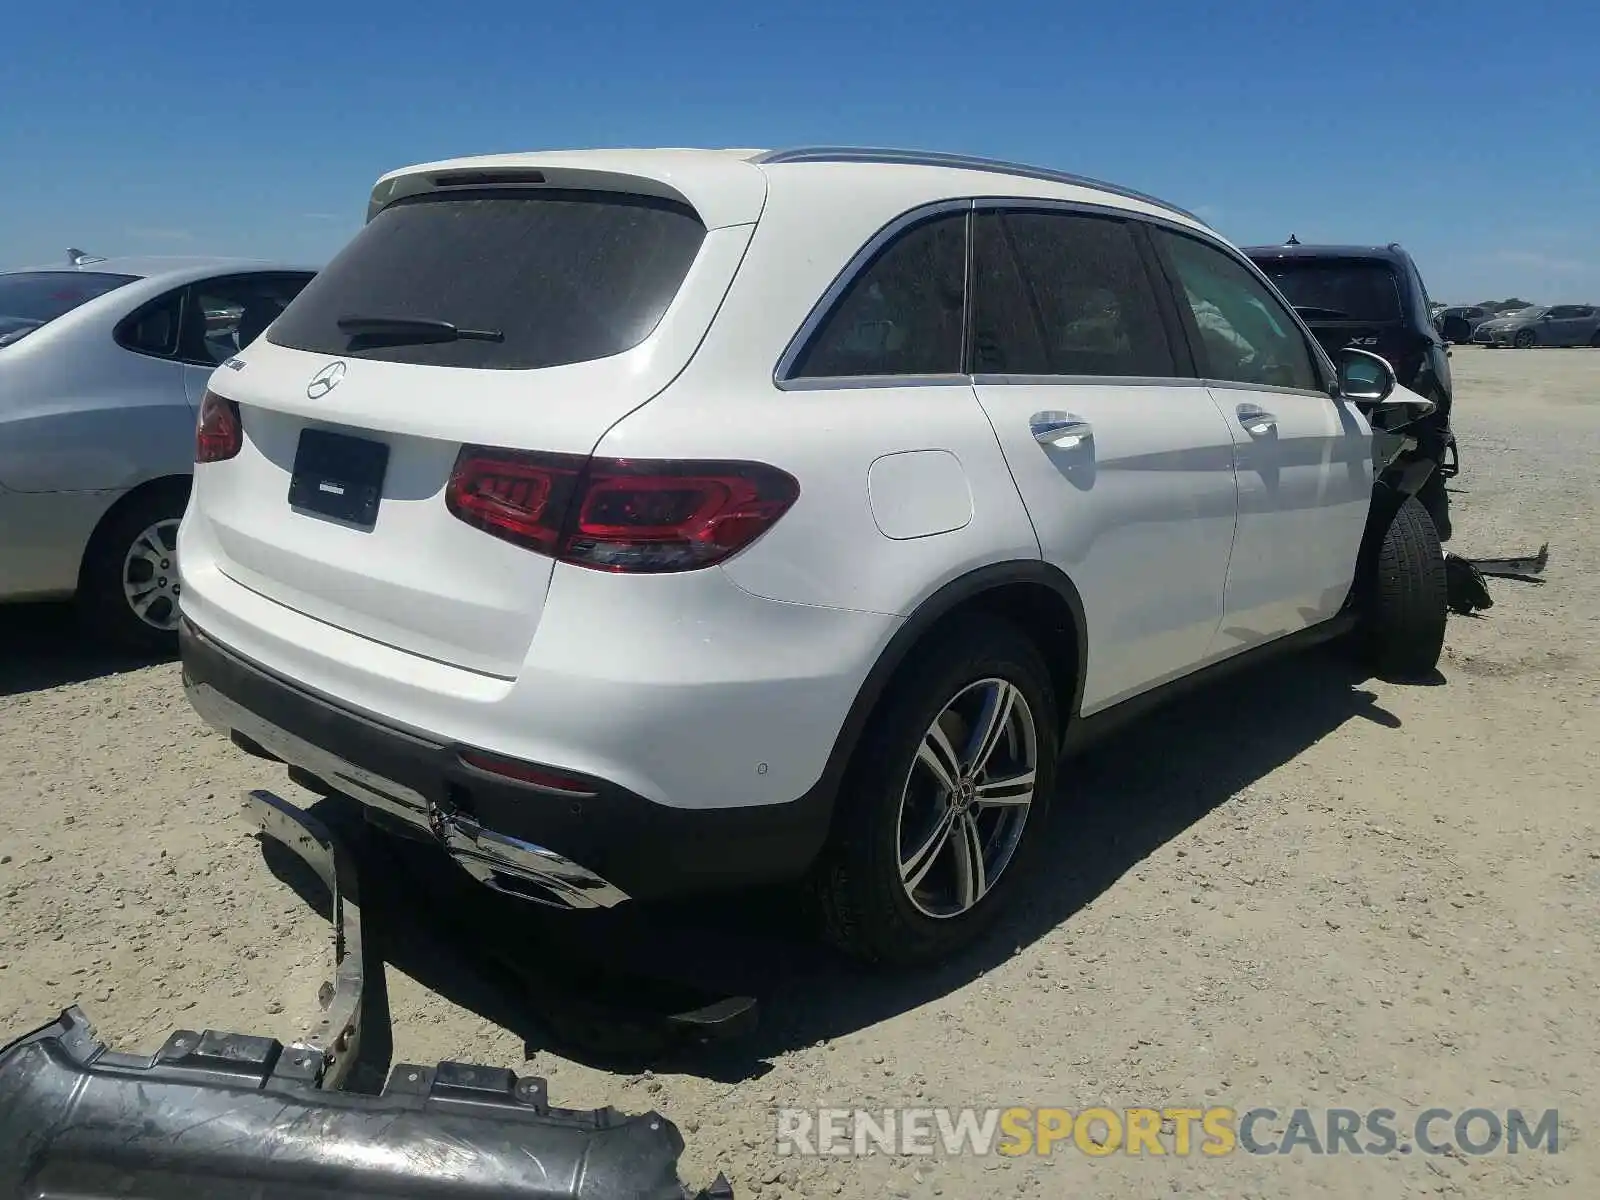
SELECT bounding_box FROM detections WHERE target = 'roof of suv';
[1243,242,1415,266]
[370,146,1208,232]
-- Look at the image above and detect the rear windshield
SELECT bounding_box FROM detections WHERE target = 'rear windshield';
[268,190,706,370]
[1254,260,1403,323]
[0,271,138,346]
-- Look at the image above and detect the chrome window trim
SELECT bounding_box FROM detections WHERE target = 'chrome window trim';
[773,198,974,389]
[972,374,1210,389]
[771,194,1339,395]
[778,373,976,392]
[1200,378,1343,402]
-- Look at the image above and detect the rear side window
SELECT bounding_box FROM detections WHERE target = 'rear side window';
[115,290,183,358]
[789,213,967,379]
[0,270,138,347]
[1254,259,1404,323]
[972,210,1175,377]
[268,190,706,370]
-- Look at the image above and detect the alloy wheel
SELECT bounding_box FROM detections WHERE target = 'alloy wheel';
[895,677,1038,919]
[121,518,182,632]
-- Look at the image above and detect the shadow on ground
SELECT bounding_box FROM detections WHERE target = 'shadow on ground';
[258,646,1415,1085]
[0,602,168,697]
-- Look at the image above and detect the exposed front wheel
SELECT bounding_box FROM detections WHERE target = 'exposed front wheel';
[1356,496,1448,680]
[78,484,189,656]
[814,616,1059,966]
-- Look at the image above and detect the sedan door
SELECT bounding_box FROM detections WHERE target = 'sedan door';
[967,207,1240,714]
[1152,228,1373,656]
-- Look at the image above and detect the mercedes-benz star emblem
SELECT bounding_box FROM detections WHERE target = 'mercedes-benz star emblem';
[306,361,347,399]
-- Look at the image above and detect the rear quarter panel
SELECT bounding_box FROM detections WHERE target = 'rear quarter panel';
[594,163,1042,620]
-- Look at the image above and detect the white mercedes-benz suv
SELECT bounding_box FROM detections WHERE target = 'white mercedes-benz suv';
[179,147,1447,966]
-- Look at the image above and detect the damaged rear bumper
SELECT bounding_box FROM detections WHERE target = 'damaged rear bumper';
[0,790,732,1200]
[0,1008,728,1199]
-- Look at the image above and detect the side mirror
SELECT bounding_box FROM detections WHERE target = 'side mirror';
[1337,346,1397,405]
[1540,312,1554,321]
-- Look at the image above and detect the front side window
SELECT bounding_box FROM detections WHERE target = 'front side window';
[971,209,1175,377]
[789,212,967,379]
[1159,231,1322,392]
[181,273,313,366]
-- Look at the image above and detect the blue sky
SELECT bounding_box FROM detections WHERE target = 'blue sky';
[5,0,1596,303]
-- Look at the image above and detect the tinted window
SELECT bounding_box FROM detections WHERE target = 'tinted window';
[972,210,1174,377]
[1160,233,1321,392]
[790,213,966,379]
[1254,259,1403,323]
[269,190,705,370]
[115,290,183,358]
[0,270,138,347]
[182,273,313,366]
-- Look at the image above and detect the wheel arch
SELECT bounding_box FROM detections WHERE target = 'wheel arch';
[76,473,192,590]
[816,561,1088,802]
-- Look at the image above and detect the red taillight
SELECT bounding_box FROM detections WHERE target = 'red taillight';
[445,448,800,573]
[195,390,242,463]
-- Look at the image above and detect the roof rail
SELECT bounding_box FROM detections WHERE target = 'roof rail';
[750,146,1206,225]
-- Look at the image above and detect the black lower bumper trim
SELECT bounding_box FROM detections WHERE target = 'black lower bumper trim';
[179,619,835,902]
[0,1007,732,1200]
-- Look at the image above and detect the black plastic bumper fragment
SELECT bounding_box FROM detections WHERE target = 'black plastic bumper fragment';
[0,1007,731,1199]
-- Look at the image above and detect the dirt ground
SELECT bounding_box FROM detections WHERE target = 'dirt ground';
[3,345,1596,1197]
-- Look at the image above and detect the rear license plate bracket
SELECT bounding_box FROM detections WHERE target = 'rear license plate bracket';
[289,428,389,528]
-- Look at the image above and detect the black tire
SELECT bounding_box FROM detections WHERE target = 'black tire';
[812,615,1059,966]
[1513,328,1537,349]
[77,481,189,657]
[1357,496,1448,680]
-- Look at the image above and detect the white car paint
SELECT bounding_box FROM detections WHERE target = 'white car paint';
[179,148,1378,833]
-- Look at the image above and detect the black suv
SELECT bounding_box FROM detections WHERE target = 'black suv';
[1244,241,1456,540]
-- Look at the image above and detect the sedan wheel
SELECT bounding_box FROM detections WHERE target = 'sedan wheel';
[78,481,189,656]
[1514,328,1537,349]
[897,678,1038,918]
[121,518,183,632]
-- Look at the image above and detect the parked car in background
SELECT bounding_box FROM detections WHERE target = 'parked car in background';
[179,147,1447,968]
[1473,304,1600,348]
[0,253,316,652]
[1434,304,1495,344]
[1243,240,1457,540]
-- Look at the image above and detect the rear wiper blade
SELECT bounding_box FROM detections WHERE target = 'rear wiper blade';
[1293,305,1351,319]
[335,315,504,344]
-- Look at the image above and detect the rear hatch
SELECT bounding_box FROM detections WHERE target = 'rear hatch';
[194,170,761,677]
[1252,256,1430,386]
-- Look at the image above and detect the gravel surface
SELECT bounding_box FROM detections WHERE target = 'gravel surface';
[3,346,1596,1197]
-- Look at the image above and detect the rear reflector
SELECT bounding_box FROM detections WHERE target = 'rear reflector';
[195,390,242,463]
[446,448,799,573]
[459,749,597,796]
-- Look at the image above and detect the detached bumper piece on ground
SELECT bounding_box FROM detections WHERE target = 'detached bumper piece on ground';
[0,792,734,1200]
[1444,543,1550,615]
